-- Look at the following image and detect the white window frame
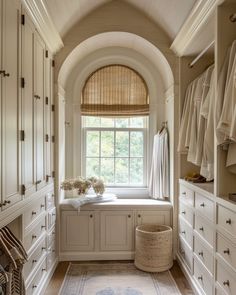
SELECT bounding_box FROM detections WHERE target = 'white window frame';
[81,116,148,189]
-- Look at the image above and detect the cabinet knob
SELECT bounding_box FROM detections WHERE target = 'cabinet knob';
[198,251,203,256]
[32,211,37,215]
[41,225,46,229]
[32,285,37,289]
[32,259,37,263]
[32,235,37,239]
[181,211,186,215]
[223,280,230,286]
[34,95,40,100]
[42,247,46,251]
[90,214,93,218]
[41,204,45,208]
[182,192,186,195]
[181,231,186,234]
[199,227,204,231]
[223,248,230,255]
[3,72,10,77]
[200,203,205,207]
[128,215,131,218]
[42,268,46,272]
[226,219,231,225]
[198,276,203,281]
[2,200,11,206]
[138,214,141,218]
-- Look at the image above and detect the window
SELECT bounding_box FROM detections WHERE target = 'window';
[82,116,148,187]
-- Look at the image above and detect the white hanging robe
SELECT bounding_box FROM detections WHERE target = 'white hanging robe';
[149,128,169,200]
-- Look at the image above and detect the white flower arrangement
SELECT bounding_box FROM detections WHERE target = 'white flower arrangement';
[61,176,105,197]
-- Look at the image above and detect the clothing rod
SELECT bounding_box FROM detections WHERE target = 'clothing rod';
[188,41,215,68]
[230,13,236,22]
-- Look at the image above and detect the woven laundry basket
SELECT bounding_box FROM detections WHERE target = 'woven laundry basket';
[135,224,173,272]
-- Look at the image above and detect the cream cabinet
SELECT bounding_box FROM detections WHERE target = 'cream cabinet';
[61,211,95,251]
[100,211,133,251]
[0,0,22,209]
[136,210,171,225]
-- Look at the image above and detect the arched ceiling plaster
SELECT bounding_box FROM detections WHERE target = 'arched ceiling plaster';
[58,32,174,90]
[44,0,197,39]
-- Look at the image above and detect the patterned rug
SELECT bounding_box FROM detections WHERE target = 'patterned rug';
[59,263,181,295]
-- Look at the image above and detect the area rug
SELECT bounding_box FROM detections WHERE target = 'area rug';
[59,263,181,295]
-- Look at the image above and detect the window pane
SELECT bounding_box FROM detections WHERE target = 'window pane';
[84,116,100,127]
[101,117,114,127]
[130,132,143,157]
[101,131,114,157]
[101,158,114,184]
[115,118,129,128]
[86,131,99,156]
[130,117,145,128]
[115,131,129,157]
[115,158,128,184]
[86,158,99,178]
[130,158,143,184]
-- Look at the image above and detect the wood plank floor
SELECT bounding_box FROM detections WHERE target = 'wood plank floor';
[44,260,194,295]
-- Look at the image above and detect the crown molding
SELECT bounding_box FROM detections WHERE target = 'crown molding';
[170,0,224,56]
[22,0,63,54]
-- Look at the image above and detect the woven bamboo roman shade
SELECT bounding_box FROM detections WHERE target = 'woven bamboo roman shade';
[81,65,149,116]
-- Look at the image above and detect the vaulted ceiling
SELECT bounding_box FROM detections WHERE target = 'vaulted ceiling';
[44,0,197,39]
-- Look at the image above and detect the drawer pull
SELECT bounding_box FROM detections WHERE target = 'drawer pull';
[42,268,46,272]
[200,203,205,207]
[128,215,131,218]
[223,248,230,255]
[32,259,37,263]
[32,235,37,239]
[41,204,45,208]
[181,211,186,215]
[182,192,186,195]
[90,214,93,218]
[42,247,46,250]
[52,213,56,216]
[138,214,141,218]
[52,249,56,252]
[181,231,186,234]
[32,211,37,215]
[223,280,230,286]
[198,276,203,281]
[199,227,204,231]
[41,225,46,229]
[32,285,37,289]
[198,251,203,256]
[226,219,232,225]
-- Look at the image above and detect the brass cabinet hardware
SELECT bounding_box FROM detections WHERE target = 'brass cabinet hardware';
[226,219,231,224]
[199,227,204,231]
[223,248,230,254]
[223,280,230,286]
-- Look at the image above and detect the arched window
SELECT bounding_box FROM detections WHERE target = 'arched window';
[81,65,149,187]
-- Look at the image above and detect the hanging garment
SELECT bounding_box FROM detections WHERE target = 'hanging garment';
[200,69,215,180]
[149,127,169,199]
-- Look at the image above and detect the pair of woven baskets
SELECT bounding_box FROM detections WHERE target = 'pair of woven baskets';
[135,224,173,272]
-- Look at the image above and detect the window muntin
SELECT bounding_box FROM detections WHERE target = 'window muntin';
[82,116,148,187]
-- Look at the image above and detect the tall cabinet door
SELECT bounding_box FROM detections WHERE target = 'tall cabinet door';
[1,0,22,209]
[34,32,46,190]
[21,12,36,197]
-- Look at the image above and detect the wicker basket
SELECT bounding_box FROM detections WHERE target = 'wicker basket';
[135,224,173,272]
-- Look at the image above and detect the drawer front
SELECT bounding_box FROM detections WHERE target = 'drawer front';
[47,226,56,247]
[179,201,194,226]
[24,237,47,281]
[195,193,214,222]
[46,191,55,210]
[194,258,213,295]
[24,215,47,252]
[47,240,56,271]
[24,196,46,230]
[195,214,214,247]
[217,233,236,271]
[179,184,194,207]
[48,207,56,230]
[194,236,214,274]
[179,217,193,248]
[218,205,236,239]
[26,258,47,295]
[217,260,236,294]
[179,237,193,271]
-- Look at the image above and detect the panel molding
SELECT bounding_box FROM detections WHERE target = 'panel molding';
[22,0,63,53]
[170,0,224,56]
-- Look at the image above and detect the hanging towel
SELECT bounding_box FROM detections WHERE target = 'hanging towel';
[149,127,169,199]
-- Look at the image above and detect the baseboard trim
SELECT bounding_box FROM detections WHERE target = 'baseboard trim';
[176,254,202,295]
[59,251,135,261]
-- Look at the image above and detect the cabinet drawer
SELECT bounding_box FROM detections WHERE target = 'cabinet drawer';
[47,240,56,271]
[179,202,193,226]
[216,260,236,294]
[179,236,193,272]
[24,215,47,252]
[179,217,193,248]
[46,191,55,210]
[48,207,56,230]
[195,193,214,222]
[23,195,46,230]
[195,214,214,247]
[218,205,236,239]
[194,258,213,295]
[47,226,56,247]
[217,233,236,271]
[179,184,194,207]
[26,258,47,295]
[24,237,46,281]
[194,236,214,274]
